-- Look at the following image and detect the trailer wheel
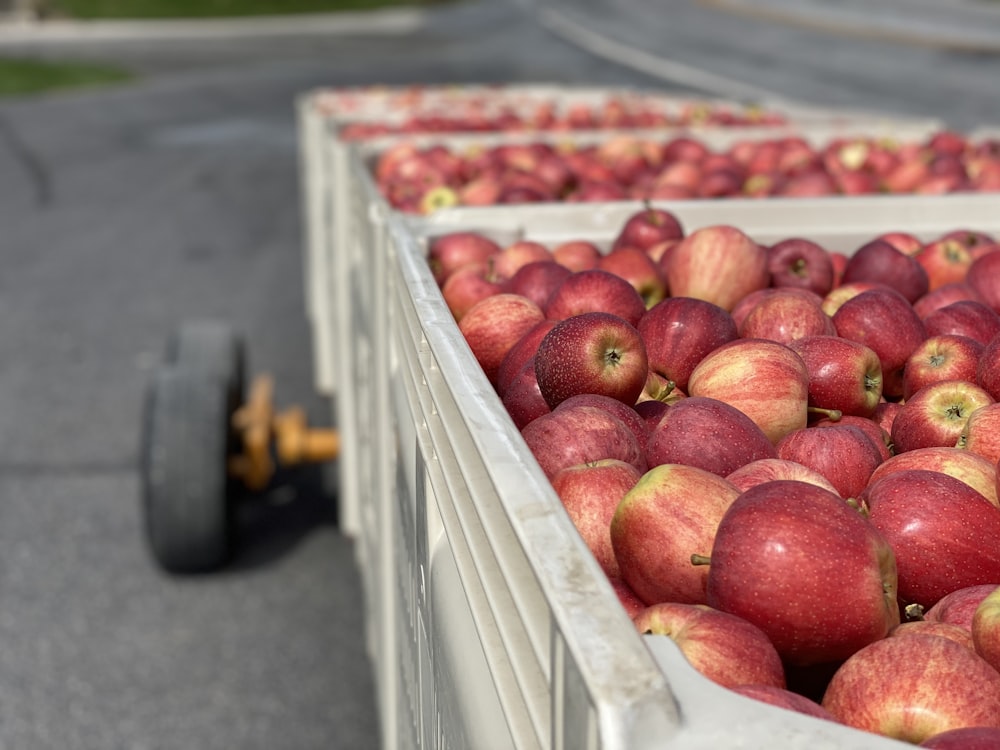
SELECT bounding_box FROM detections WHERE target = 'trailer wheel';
[141,366,234,574]
[166,320,246,412]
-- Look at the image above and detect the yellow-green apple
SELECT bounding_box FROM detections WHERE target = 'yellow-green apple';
[890,379,994,454]
[861,469,1000,609]
[889,621,976,651]
[610,463,740,605]
[958,402,1000,465]
[551,240,602,272]
[977,332,1000,400]
[495,320,556,398]
[788,334,883,419]
[597,246,668,308]
[832,287,928,399]
[687,338,810,444]
[520,404,646,480]
[663,225,769,312]
[551,458,643,579]
[458,293,545,387]
[841,238,930,303]
[776,424,884,499]
[925,584,1000,630]
[821,634,1000,743]
[967,251,1000,313]
[534,312,648,409]
[737,288,836,345]
[612,206,684,252]
[637,297,738,393]
[645,396,777,477]
[557,393,651,456]
[608,576,646,618]
[812,415,892,462]
[821,280,887,317]
[924,300,1000,346]
[921,727,1000,749]
[634,602,786,689]
[866,446,999,508]
[441,263,504,322]
[915,237,975,292]
[972,585,1000,671]
[427,231,501,285]
[700,479,899,666]
[914,282,983,319]
[501,260,572,310]
[730,684,839,723]
[725,457,840,495]
[766,237,836,296]
[543,269,646,327]
[902,334,985,400]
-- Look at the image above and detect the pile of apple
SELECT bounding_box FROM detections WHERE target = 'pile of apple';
[378,130,1000,213]
[430,206,1000,746]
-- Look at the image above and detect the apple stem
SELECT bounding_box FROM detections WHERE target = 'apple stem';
[904,603,926,622]
[690,554,712,567]
[807,406,842,421]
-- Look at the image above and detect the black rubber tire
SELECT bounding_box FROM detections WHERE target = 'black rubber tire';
[165,320,246,412]
[141,366,233,574]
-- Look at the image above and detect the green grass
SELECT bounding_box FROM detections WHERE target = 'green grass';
[0,56,132,96]
[45,0,448,19]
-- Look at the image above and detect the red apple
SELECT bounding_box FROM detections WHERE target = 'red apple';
[925,584,1000,630]
[788,335,883,419]
[821,634,1000,743]
[501,357,551,430]
[877,230,924,257]
[551,458,643,579]
[967,251,1000,313]
[534,312,648,409]
[725,457,840,495]
[902,334,985,401]
[915,237,975,292]
[702,479,900,666]
[766,237,836,296]
[890,379,994,454]
[557,393,651,457]
[427,231,501,285]
[889,620,976,652]
[812,414,892,462]
[612,206,684,252]
[611,463,741,605]
[924,300,1000,346]
[502,260,572,310]
[959,402,1000,465]
[977,332,1000,401]
[664,225,770,312]
[921,727,1000,750]
[597,246,668,308]
[687,338,810,444]
[867,446,999,508]
[609,576,646,618]
[729,684,839,723]
[832,287,928,399]
[737,288,836,345]
[490,240,552,281]
[776,424,884,499]
[458,293,545,387]
[971,585,1000,672]
[495,320,557,398]
[440,263,504,322]
[552,240,602,272]
[634,602,786,689]
[645,396,777,477]
[543,269,646,327]
[914,282,983,319]
[841,238,930,303]
[861,469,1000,609]
[821,280,887,317]
[638,297,738,393]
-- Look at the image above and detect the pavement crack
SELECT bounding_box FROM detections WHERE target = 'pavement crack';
[0,111,53,207]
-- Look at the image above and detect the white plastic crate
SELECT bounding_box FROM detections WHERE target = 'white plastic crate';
[338,195,1000,750]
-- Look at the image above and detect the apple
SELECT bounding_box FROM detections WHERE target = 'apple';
[921,727,1000,750]
[495,320,557,398]
[502,260,572,310]
[821,634,1000,744]
[915,237,975,292]
[832,287,928,399]
[821,281,886,317]
[612,206,684,252]
[811,415,892,462]
[543,269,647,327]
[552,240,602,272]
[914,282,983,319]
[725,457,840,495]
[766,237,836,296]
[634,398,670,434]
[427,231,501,285]
[972,585,1000,672]
[557,393,651,457]
[609,576,647,618]
[634,602,786,689]
[902,334,985,401]
[458,293,545,388]
[889,620,976,652]
[700,479,900,666]
[890,379,994,454]
[959,402,1000,464]
[645,396,777,477]
[977,332,1000,401]
[737,288,836,345]
[638,371,685,406]
[490,240,552,281]
[776,424,884,499]
[501,357,551,430]
[925,584,1000,630]
[440,262,504,322]
[967,251,1000,313]
[664,225,770,312]
[551,458,643,579]
[597,246,668,308]
[788,335,883,419]
[861,469,1000,609]
[840,238,930,303]
[534,312,648,409]
[877,230,924,257]
[923,300,1000,346]
[729,684,839,723]
[867,446,999,508]
[687,338,810,444]
[638,297,738,393]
